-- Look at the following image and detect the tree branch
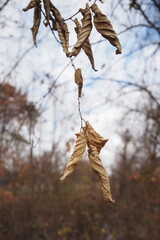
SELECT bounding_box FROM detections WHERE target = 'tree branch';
[0,0,10,12]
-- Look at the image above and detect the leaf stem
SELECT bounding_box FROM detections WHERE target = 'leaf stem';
[78,97,85,130]
[64,10,80,21]
[35,0,61,43]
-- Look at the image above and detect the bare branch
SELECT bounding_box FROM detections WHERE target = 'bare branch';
[0,0,10,12]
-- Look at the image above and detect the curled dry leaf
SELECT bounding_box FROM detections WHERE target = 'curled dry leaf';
[60,131,86,182]
[43,0,50,25]
[31,5,41,46]
[63,22,69,45]
[50,2,69,56]
[56,22,70,56]
[49,3,60,30]
[84,121,108,153]
[88,144,114,202]
[91,3,122,54]
[50,2,62,23]
[69,3,92,57]
[74,18,97,71]
[74,68,83,98]
[23,0,40,12]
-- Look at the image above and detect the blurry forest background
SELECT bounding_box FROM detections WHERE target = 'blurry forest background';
[0,0,160,240]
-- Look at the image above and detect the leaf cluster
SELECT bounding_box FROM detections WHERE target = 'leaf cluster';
[60,121,114,202]
[23,1,122,70]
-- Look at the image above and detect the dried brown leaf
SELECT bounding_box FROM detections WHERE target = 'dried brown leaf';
[60,131,87,182]
[88,144,114,202]
[31,5,41,46]
[23,0,40,12]
[91,3,122,54]
[74,68,83,98]
[84,121,108,153]
[50,2,69,56]
[69,3,92,57]
[43,0,50,25]
[50,2,62,24]
[74,18,97,71]
[56,21,69,56]
[62,22,69,52]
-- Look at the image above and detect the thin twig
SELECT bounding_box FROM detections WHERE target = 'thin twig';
[78,97,85,130]
[35,61,71,108]
[70,58,76,70]
[133,1,160,34]
[64,0,98,22]
[64,10,80,21]
[2,35,46,82]
[91,0,98,6]
[0,0,10,12]
[35,0,61,43]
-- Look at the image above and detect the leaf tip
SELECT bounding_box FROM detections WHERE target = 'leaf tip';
[105,197,115,203]
[60,176,64,182]
[116,49,122,54]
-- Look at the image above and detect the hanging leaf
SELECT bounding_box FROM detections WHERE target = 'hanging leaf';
[74,18,97,71]
[69,3,92,57]
[56,21,70,56]
[43,0,50,26]
[74,68,83,98]
[50,2,62,23]
[88,144,114,202]
[60,131,87,182]
[84,121,108,153]
[50,2,69,56]
[91,3,122,54]
[23,0,40,12]
[62,21,69,55]
[31,5,41,46]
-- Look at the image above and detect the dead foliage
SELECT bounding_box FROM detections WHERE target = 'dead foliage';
[23,1,122,57]
[91,3,122,54]
[74,68,83,98]
[23,1,122,202]
[60,121,114,202]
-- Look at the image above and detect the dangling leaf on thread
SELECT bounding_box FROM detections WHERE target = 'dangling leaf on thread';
[50,1,68,35]
[23,0,40,12]
[43,0,50,26]
[31,5,41,46]
[63,22,69,49]
[88,144,114,202]
[74,68,83,98]
[50,2,69,56]
[74,18,97,71]
[60,121,114,203]
[91,3,122,54]
[50,2,62,23]
[84,121,108,153]
[56,21,70,56]
[60,131,87,182]
[69,3,92,57]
